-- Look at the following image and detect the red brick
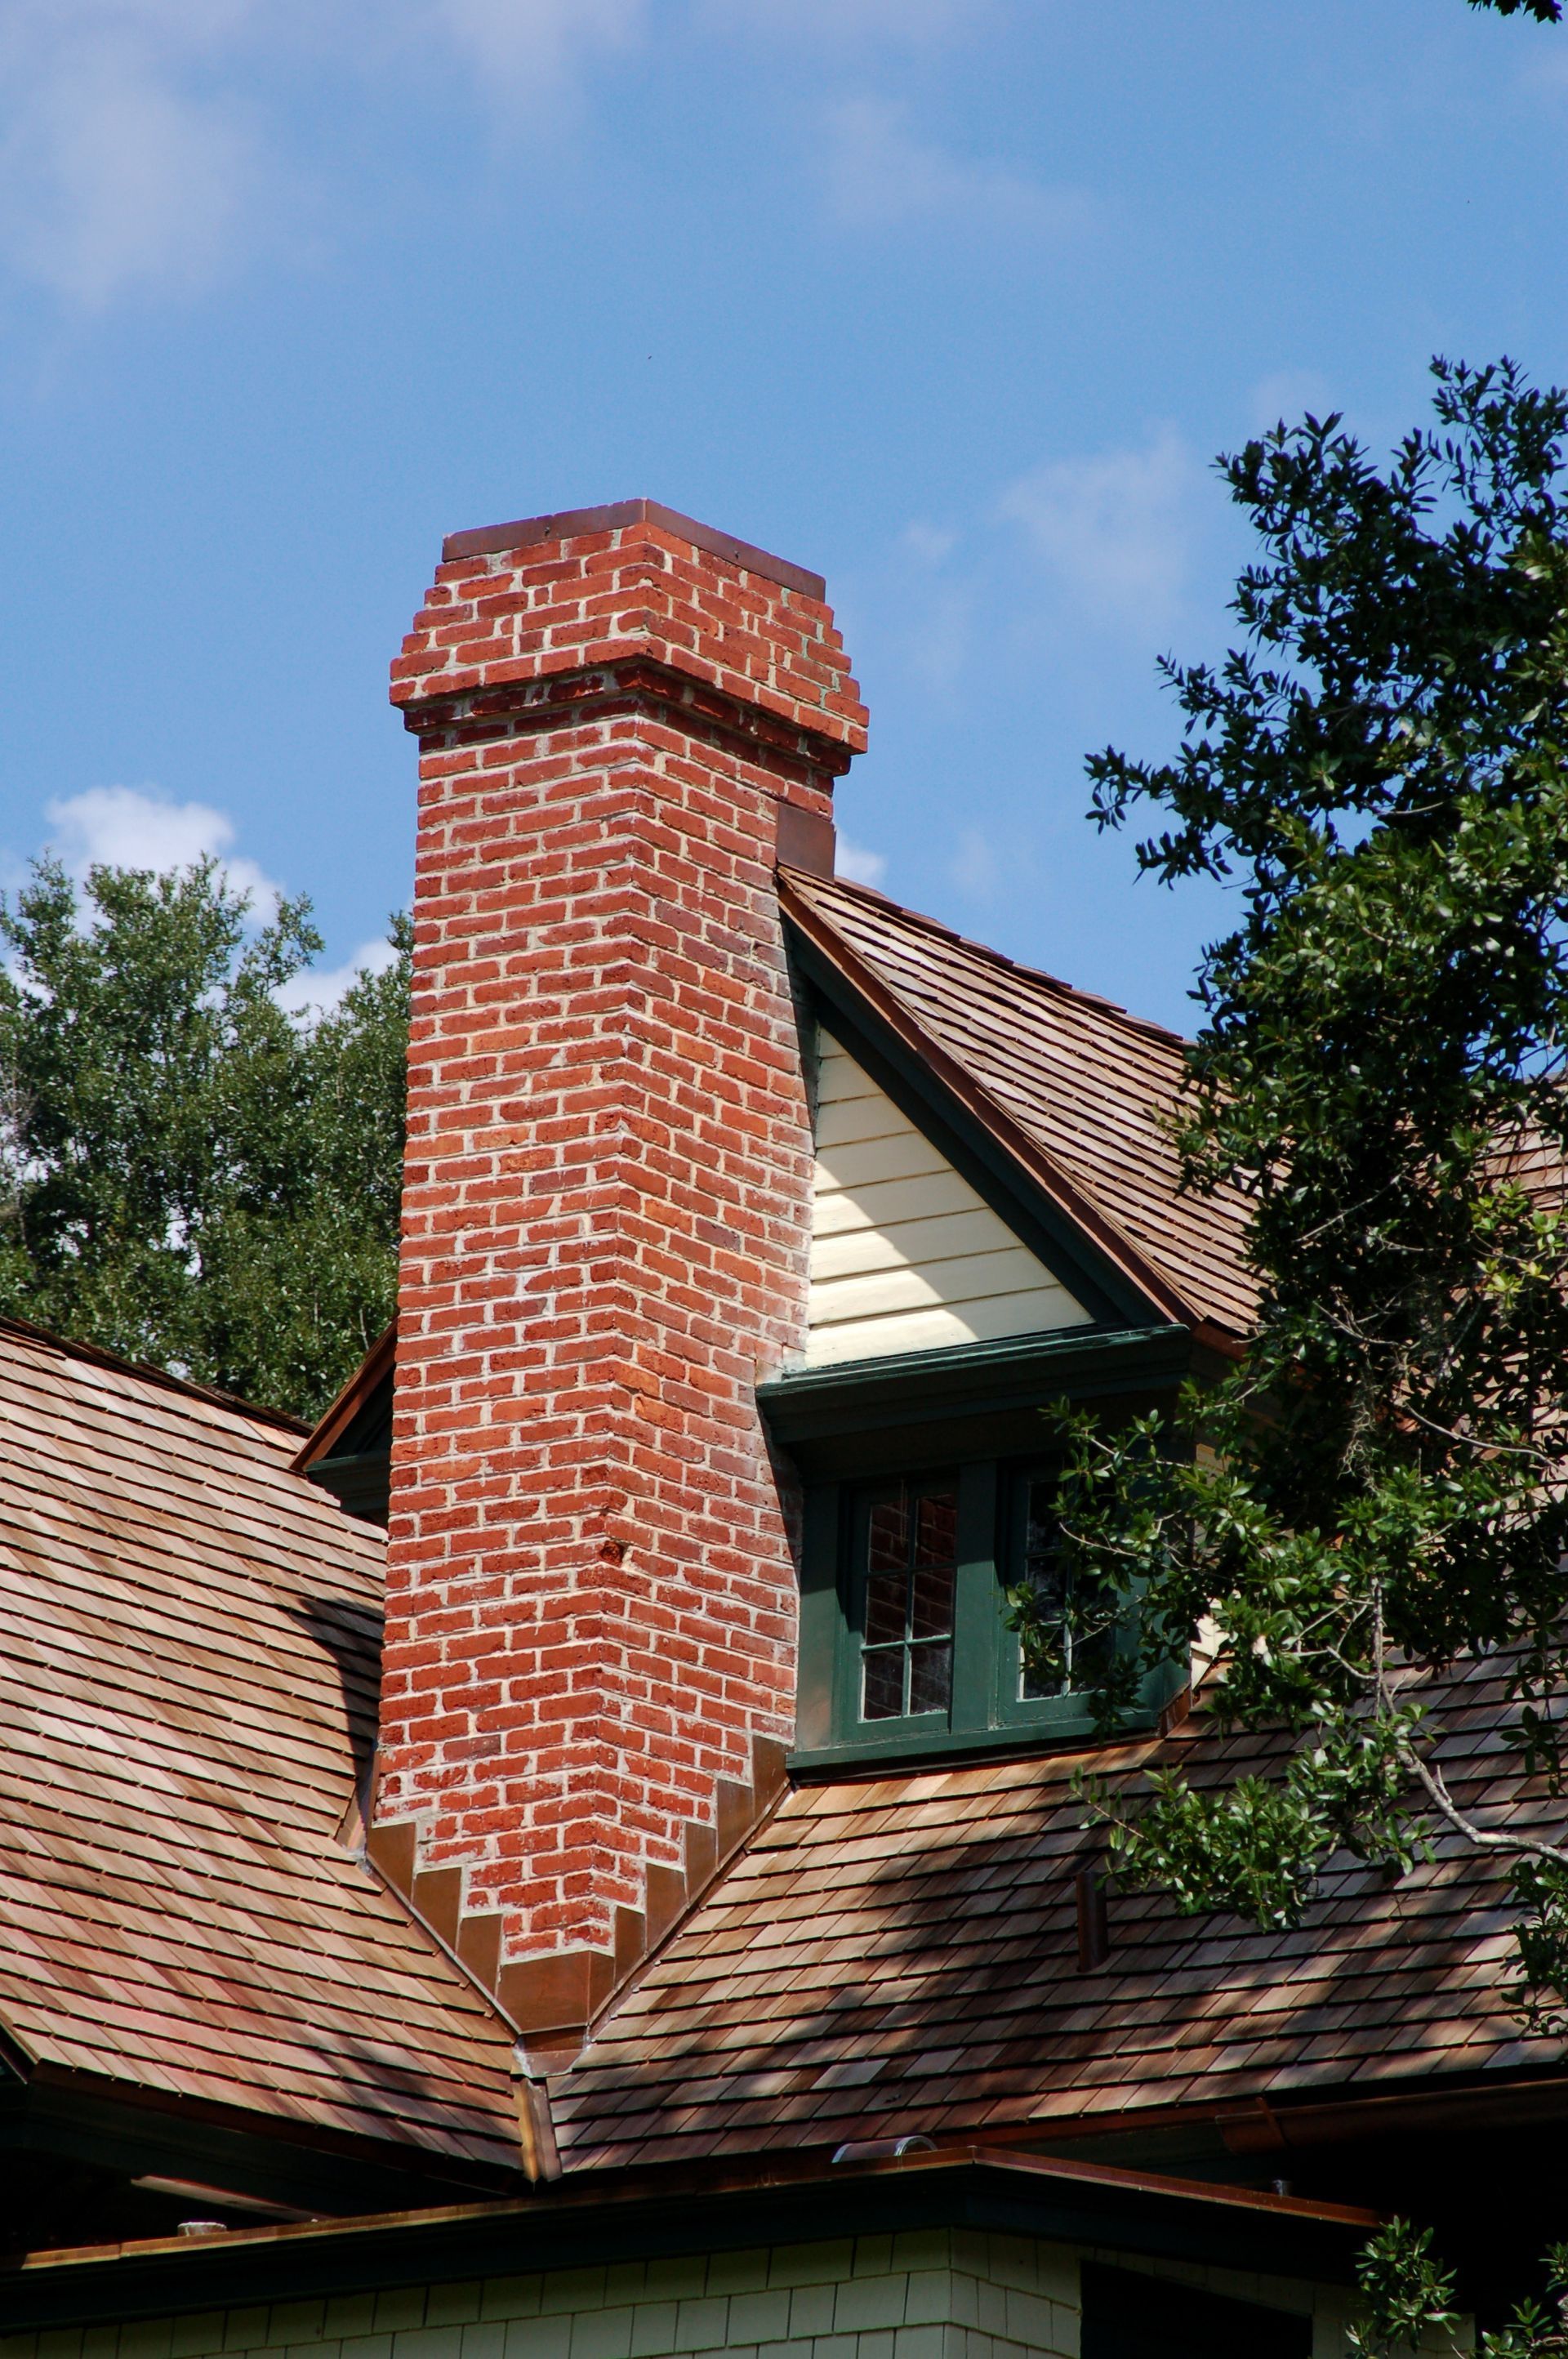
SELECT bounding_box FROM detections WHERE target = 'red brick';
[377,506,862,1985]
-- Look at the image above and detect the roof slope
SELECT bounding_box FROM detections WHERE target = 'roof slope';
[782,867,1257,1335]
[0,1321,519,2176]
[553,1652,1558,2170]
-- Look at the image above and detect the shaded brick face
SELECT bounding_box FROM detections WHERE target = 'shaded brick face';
[381,507,866,2031]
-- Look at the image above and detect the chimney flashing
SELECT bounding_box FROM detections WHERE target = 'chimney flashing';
[380,503,863,2045]
[441,497,827,601]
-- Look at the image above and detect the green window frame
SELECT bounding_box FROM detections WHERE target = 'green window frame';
[794,1454,1182,1768]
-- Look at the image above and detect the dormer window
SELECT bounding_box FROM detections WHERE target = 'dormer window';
[764,986,1201,1770]
[798,1453,1167,1768]
[856,1478,958,1721]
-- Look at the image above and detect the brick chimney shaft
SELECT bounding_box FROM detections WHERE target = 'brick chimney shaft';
[377,501,866,2047]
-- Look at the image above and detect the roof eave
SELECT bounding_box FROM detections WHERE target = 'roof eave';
[0,2143,1380,2330]
[293,1321,397,1472]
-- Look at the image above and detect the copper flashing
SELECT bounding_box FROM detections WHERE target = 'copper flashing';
[368,1735,790,2060]
[775,801,836,878]
[4,2142,1380,2323]
[441,498,826,601]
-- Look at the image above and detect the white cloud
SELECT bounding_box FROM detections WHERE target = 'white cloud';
[951,827,999,901]
[0,0,283,306]
[998,426,1198,633]
[42,786,284,917]
[274,932,400,1015]
[894,526,973,700]
[0,42,261,305]
[703,0,980,42]
[435,0,644,85]
[0,0,644,307]
[36,783,391,1011]
[821,97,1087,235]
[1248,368,1334,433]
[899,520,957,569]
[836,836,887,887]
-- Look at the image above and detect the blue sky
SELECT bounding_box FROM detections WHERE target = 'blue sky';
[0,0,1564,1028]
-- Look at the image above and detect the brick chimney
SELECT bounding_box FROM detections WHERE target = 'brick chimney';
[372,500,866,2054]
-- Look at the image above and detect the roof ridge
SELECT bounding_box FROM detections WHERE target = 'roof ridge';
[0,1313,310,1437]
[782,863,1195,1054]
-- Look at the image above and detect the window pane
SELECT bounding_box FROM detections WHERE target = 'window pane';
[1020,1629,1064,1701]
[915,1488,956,1566]
[864,1571,908,1648]
[911,1563,954,1640]
[861,1647,906,1720]
[1024,1480,1058,1567]
[854,1475,957,1731]
[867,1498,908,1573]
[907,1639,952,1716]
[1019,1474,1070,1701]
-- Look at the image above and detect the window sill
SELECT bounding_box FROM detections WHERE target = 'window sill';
[788,1701,1176,1781]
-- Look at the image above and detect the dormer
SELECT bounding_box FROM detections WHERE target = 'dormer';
[763,866,1251,1770]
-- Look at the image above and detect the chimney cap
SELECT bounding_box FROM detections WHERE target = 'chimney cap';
[441,498,826,600]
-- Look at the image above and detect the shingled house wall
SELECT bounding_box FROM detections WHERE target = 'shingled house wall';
[377,501,866,2045]
[0,2234,1383,2359]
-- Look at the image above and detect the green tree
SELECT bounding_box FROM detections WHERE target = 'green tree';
[1019,359,1568,2348]
[1471,0,1560,18]
[0,855,409,1423]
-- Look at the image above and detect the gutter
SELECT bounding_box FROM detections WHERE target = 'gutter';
[960,2064,1568,2164]
[0,2145,1379,2332]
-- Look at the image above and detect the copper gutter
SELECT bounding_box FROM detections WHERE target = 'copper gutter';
[5,2141,1379,2326]
[955,2066,1568,2160]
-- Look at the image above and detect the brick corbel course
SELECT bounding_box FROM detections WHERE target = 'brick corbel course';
[378,501,866,2045]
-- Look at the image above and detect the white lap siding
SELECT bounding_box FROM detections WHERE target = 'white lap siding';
[805,1034,1091,1367]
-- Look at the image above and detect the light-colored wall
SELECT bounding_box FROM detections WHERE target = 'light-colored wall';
[805,1036,1090,1367]
[0,2227,1429,2359]
[0,2232,1077,2359]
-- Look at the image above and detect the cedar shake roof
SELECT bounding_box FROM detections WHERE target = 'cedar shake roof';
[0,1319,521,2178]
[551,1651,1563,2171]
[781,865,1258,1336]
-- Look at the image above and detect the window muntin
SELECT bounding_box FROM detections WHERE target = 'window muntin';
[802,1453,1178,1765]
[1014,1469,1068,1701]
[855,1478,958,1722]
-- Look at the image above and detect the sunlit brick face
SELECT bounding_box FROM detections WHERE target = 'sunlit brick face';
[380,503,866,2036]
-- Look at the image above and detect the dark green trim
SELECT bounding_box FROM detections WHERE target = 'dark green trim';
[951,1460,999,1738]
[305,1448,390,1526]
[760,1325,1196,1446]
[787,925,1165,1331]
[789,1672,1184,1774]
[0,2152,1374,2329]
[792,1450,1184,1771]
[787,1715,1149,1774]
[795,1483,842,1755]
